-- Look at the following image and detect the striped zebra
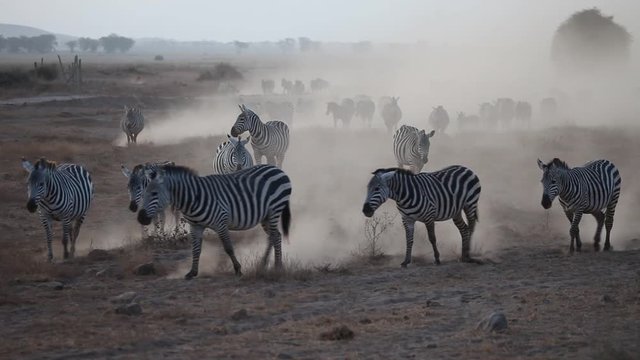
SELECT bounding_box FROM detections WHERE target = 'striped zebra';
[137,164,292,279]
[393,125,435,173]
[21,157,94,261]
[213,134,254,174]
[362,166,481,266]
[382,97,402,133]
[230,104,289,167]
[121,106,144,144]
[121,161,181,236]
[537,158,621,252]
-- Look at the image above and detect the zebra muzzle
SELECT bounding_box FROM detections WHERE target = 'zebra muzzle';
[129,201,138,212]
[541,195,552,209]
[26,199,37,213]
[362,203,375,218]
[137,210,152,225]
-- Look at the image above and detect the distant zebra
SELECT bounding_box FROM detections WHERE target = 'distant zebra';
[261,79,275,95]
[121,106,144,144]
[213,134,254,174]
[479,102,498,129]
[21,157,94,261]
[292,80,305,95]
[457,112,480,131]
[537,158,621,253]
[428,105,450,133]
[382,97,402,133]
[137,164,292,279]
[355,99,376,127]
[495,98,515,129]
[281,79,293,95]
[393,125,435,173]
[362,166,481,266]
[515,101,532,127]
[326,100,355,128]
[121,161,181,236]
[231,104,289,167]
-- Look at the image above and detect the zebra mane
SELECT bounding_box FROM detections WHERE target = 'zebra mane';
[159,164,199,177]
[372,167,414,176]
[547,158,569,170]
[35,158,56,170]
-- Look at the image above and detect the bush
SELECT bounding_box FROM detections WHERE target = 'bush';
[33,64,59,81]
[154,55,164,61]
[0,69,31,88]
[197,62,243,82]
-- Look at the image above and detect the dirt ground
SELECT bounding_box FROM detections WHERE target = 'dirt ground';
[1,58,639,360]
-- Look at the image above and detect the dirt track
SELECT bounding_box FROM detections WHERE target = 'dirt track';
[1,64,639,359]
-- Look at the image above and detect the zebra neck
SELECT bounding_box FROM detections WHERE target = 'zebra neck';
[248,117,267,142]
[557,171,579,200]
[166,175,201,214]
[388,174,412,204]
[43,171,64,202]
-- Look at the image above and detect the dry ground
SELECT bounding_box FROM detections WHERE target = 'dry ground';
[0,59,639,359]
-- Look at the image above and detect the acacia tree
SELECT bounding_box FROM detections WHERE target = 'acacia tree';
[551,8,632,73]
[78,37,100,52]
[100,34,135,53]
[66,40,77,52]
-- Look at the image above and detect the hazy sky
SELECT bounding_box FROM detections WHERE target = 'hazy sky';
[0,0,638,45]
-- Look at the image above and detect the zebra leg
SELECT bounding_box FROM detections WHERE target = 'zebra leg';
[401,218,415,268]
[217,227,242,276]
[266,156,276,166]
[425,222,440,265]
[172,208,181,234]
[40,214,54,262]
[453,215,473,262]
[260,222,273,269]
[70,216,85,258]
[185,225,205,280]
[254,152,263,165]
[604,202,618,251]
[592,211,605,251]
[277,154,286,168]
[62,220,72,260]
[569,211,583,253]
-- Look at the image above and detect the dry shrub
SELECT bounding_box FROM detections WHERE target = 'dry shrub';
[352,212,396,263]
[239,255,315,282]
[0,247,84,286]
[32,64,59,81]
[0,68,32,88]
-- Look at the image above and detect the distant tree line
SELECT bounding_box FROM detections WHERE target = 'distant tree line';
[0,33,135,53]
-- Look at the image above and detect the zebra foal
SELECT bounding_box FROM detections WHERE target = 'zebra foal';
[121,106,144,144]
[137,164,292,279]
[537,158,621,252]
[362,166,481,266]
[21,157,94,261]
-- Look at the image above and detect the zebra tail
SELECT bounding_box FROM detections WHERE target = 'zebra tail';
[281,201,291,241]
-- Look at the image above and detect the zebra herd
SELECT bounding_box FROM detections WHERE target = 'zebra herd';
[23,101,622,279]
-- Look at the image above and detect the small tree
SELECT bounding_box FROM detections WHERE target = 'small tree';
[66,40,77,53]
[100,34,135,53]
[78,37,100,52]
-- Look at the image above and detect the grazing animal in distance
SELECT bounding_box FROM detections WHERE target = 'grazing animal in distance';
[22,157,94,261]
[231,104,289,168]
[137,164,292,279]
[355,98,376,127]
[479,102,498,129]
[326,100,355,128]
[495,98,516,129]
[537,158,621,253]
[121,161,181,237]
[428,105,450,134]
[393,125,435,173]
[457,112,480,131]
[362,166,482,266]
[292,80,305,95]
[213,134,254,174]
[261,79,275,95]
[381,97,402,133]
[121,106,144,144]
[281,79,293,95]
[515,101,533,128]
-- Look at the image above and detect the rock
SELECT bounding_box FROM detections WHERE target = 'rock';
[38,281,64,290]
[426,300,441,307]
[133,263,156,276]
[600,294,615,304]
[87,249,113,261]
[231,309,249,321]
[110,291,138,304]
[115,303,142,316]
[319,325,355,341]
[477,312,508,333]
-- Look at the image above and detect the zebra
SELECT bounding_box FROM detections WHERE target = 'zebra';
[292,80,305,95]
[537,158,621,253]
[213,134,254,174]
[231,104,289,167]
[362,166,481,266]
[326,99,356,128]
[355,98,376,127]
[281,78,293,95]
[393,125,435,173]
[428,105,450,133]
[21,157,94,261]
[515,101,532,128]
[261,79,275,95]
[121,161,181,237]
[121,106,144,144]
[382,97,402,133]
[479,102,498,129]
[457,112,480,131]
[495,98,516,129]
[137,164,292,279]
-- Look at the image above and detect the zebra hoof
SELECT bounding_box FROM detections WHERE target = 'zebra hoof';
[604,245,612,251]
[184,271,198,280]
[400,262,409,268]
[434,259,441,265]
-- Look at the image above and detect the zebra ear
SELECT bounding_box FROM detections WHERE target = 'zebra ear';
[242,136,250,145]
[227,134,232,140]
[21,158,34,173]
[428,130,435,137]
[537,159,546,170]
[121,165,131,178]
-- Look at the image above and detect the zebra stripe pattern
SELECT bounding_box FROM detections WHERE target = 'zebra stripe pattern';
[21,157,94,261]
[137,164,292,279]
[213,134,254,174]
[362,166,481,266]
[230,104,289,167]
[393,125,435,173]
[537,158,621,252]
[121,161,180,236]
[121,106,145,144]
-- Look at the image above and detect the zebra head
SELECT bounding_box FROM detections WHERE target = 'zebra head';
[21,157,53,213]
[418,130,436,164]
[362,169,396,217]
[538,158,568,209]
[228,134,251,171]
[137,167,171,226]
[231,104,254,137]
[121,164,146,212]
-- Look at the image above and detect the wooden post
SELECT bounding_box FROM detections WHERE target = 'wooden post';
[78,58,82,85]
